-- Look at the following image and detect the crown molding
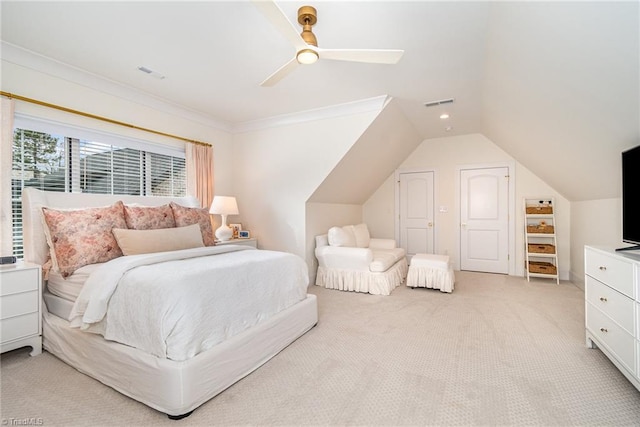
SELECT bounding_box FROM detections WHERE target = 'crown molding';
[1,41,233,133]
[232,95,392,134]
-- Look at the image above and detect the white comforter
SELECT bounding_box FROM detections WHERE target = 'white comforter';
[68,246,309,361]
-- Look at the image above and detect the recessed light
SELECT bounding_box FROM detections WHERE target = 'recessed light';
[440,113,450,120]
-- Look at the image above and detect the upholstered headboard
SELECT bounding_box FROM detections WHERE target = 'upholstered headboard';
[21,188,200,266]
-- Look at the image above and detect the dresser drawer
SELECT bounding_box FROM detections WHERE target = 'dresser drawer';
[637,301,640,341]
[586,302,636,374]
[0,268,39,296]
[585,248,634,298]
[0,290,39,320]
[637,340,640,378]
[636,264,640,303]
[0,312,39,343]
[586,276,635,334]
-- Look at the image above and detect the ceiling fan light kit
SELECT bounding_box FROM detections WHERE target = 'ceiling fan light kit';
[296,48,319,64]
[253,1,405,86]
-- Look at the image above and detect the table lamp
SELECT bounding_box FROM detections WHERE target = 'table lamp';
[209,196,239,241]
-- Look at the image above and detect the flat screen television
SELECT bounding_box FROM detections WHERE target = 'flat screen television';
[618,144,640,251]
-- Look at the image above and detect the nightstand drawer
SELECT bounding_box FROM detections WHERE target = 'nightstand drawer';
[215,238,257,248]
[0,312,39,343]
[0,268,39,296]
[1,291,39,320]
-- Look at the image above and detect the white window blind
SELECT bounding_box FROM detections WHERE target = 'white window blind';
[11,116,186,258]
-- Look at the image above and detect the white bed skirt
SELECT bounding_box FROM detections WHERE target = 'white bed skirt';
[42,294,318,416]
[315,259,408,296]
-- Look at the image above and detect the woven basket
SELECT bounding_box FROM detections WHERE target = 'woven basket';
[526,206,553,214]
[528,261,557,275]
[527,225,555,234]
[528,244,556,254]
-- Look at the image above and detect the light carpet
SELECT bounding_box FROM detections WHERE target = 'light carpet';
[2,271,639,426]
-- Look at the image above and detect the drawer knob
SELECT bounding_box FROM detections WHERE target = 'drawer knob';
[599,266,607,271]
[599,297,608,302]
[600,327,608,333]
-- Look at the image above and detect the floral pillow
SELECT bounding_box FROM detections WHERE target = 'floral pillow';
[42,201,127,278]
[170,202,216,246]
[124,204,175,230]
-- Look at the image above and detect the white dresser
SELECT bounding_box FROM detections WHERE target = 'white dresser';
[0,261,42,356]
[584,246,639,391]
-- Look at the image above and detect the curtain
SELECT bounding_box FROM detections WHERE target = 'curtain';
[0,97,15,255]
[186,143,214,209]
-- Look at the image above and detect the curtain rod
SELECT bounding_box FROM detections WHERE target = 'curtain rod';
[1,91,211,147]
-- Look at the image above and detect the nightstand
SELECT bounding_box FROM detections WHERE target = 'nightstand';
[0,261,42,356]
[215,238,258,248]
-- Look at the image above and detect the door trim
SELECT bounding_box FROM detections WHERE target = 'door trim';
[455,162,516,275]
[394,167,437,252]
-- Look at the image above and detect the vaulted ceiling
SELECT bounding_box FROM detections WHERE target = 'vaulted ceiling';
[1,1,638,202]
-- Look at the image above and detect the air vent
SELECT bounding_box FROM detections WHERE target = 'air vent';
[137,66,165,80]
[424,98,455,108]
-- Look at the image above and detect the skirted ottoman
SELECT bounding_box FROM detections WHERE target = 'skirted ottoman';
[407,254,455,293]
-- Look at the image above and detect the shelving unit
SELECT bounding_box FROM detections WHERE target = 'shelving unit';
[524,197,559,284]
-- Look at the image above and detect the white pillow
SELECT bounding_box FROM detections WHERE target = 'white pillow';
[112,224,204,256]
[327,225,357,247]
[353,223,371,248]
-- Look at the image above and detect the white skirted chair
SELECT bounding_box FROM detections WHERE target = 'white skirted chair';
[314,223,408,296]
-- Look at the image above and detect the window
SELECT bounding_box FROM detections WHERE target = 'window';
[11,126,186,258]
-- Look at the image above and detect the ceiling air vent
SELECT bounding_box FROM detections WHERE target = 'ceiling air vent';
[424,98,455,108]
[137,66,165,80]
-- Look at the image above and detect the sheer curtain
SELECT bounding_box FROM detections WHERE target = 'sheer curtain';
[186,143,214,209]
[0,97,15,255]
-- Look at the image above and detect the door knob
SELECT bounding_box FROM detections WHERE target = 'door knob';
[428,222,433,227]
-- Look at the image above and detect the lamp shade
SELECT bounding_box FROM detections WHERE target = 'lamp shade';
[209,196,239,216]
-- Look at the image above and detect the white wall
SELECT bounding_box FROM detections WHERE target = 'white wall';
[363,174,396,239]
[230,111,379,277]
[570,198,623,289]
[363,133,571,280]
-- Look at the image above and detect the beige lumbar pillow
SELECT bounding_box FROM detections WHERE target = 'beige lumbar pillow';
[112,224,204,256]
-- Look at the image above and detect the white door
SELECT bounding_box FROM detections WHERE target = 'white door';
[460,167,509,274]
[399,171,435,260]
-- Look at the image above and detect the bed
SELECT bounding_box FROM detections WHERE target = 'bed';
[21,188,318,419]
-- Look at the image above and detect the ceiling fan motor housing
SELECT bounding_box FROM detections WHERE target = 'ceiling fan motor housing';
[298,6,318,46]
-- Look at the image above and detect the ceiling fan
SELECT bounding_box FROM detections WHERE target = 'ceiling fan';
[253,1,404,86]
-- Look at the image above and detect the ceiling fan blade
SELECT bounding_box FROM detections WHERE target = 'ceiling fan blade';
[260,57,299,87]
[318,49,404,64]
[252,0,307,51]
